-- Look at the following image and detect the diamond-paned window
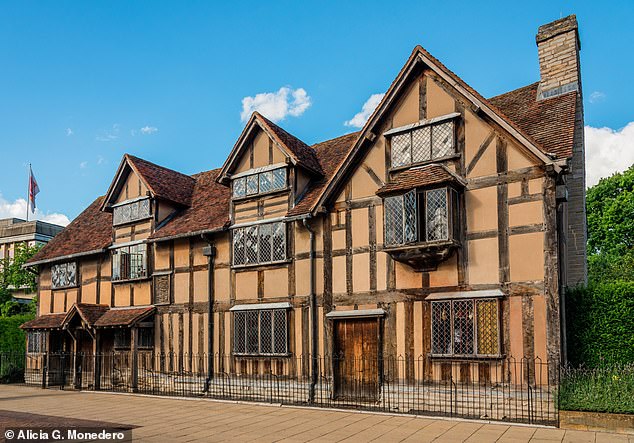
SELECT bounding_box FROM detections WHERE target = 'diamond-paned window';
[232,167,287,199]
[51,262,78,289]
[232,222,287,266]
[388,119,455,169]
[233,308,288,356]
[431,298,500,356]
[426,188,448,241]
[113,198,151,226]
[384,191,417,246]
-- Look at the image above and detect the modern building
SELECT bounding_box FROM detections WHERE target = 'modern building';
[0,218,64,303]
[22,15,585,409]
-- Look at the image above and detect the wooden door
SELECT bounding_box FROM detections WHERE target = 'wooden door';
[333,318,379,401]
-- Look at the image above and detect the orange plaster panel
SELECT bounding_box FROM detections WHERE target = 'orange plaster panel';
[114,285,129,307]
[509,296,524,360]
[464,109,490,166]
[352,253,370,293]
[263,267,288,298]
[193,270,208,302]
[395,262,421,289]
[533,294,548,361]
[426,76,455,119]
[351,167,378,199]
[295,259,310,296]
[332,229,346,251]
[133,283,151,306]
[509,232,545,282]
[429,254,458,287]
[39,291,52,314]
[509,200,543,228]
[253,130,271,168]
[173,273,189,304]
[376,252,387,291]
[468,136,497,178]
[351,208,369,248]
[235,271,258,300]
[468,238,499,285]
[466,187,498,232]
[214,268,230,301]
[332,256,347,294]
[173,239,190,268]
[508,181,522,198]
[52,292,65,313]
[81,283,97,305]
[392,79,420,128]
[507,141,538,171]
[529,178,543,195]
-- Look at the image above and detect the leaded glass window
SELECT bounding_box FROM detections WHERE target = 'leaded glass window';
[232,167,287,199]
[232,222,287,266]
[431,298,500,356]
[51,262,78,289]
[112,243,148,281]
[389,119,455,168]
[233,309,288,355]
[384,187,456,246]
[27,331,45,353]
[113,198,151,226]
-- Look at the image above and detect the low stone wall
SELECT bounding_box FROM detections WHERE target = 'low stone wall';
[560,410,634,435]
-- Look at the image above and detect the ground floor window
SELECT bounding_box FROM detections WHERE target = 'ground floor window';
[233,309,288,356]
[27,331,45,353]
[113,328,153,349]
[430,298,500,356]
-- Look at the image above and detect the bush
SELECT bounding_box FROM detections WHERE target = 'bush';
[559,364,634,414]
[566,282,634,367]
[0,314,33,354]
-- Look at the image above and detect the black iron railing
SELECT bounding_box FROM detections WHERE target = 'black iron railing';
[4,352,558,425]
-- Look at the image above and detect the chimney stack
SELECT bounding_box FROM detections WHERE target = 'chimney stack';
[536,15,581,100]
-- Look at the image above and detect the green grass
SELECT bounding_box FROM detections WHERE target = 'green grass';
[559,364,634,414]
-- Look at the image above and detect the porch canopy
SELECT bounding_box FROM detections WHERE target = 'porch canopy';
[20,304,155,331]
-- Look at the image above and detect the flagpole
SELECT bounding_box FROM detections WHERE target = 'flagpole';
[26,163,30,222]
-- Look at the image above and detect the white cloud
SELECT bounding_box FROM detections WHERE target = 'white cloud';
[97,155,105,165]
[240,87,311,123]
[96,124,120,142]
[344,93,385,128]
[140,126,158,134]
[66,128,74,136]
[0,194,70,226]
[585,122,634,187]
[79,161,88,169]
[589,91,606,104]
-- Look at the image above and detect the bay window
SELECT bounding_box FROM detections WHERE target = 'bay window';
[384,187,458,247]
[430,298,500,357]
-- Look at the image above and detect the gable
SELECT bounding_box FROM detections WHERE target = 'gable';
[233,127,288,174]
[114,167,148,204]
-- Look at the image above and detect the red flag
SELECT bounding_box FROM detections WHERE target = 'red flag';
[28,166,40,212]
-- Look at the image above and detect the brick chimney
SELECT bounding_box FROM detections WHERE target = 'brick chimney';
[536,15,581,100]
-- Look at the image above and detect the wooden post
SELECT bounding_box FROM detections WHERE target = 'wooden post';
[131,327,138,392]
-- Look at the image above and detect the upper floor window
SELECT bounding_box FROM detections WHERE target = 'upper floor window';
[51,262,78,289]
[233,308,289,356]
[384,187,458,247]
[113,198,151,226]
[389,120,455,168]
[232,167,287,198]
[431,298,500,357]
[112,243,148,281]
[232,222,286,266]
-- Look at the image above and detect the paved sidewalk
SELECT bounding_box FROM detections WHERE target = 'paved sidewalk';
[0,386,630,442]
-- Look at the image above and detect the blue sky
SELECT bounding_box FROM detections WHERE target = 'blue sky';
[1,0,633,224]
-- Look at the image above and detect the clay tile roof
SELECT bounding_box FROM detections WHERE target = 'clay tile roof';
[64,303,110,327]
[20,313,66,330]
[376,164,465,196]
[287,132,359,217]
[27,197,112,266]
[489,82,577,159]
[126,155,196,207]
[256,113,323,175]
[150,168,230,241]
[94,306,155,328]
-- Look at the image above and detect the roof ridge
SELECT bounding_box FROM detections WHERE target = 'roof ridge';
[125,154,195,183]
[488,81,540,101]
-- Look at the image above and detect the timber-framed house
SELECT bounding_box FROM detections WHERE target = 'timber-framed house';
[23,16,586,400]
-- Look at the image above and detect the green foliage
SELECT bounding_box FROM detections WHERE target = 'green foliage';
[0,314,32,354]
[566,283,634,367]
[0,243,41,304]
[586,165,634,283]
[559,364,634,413]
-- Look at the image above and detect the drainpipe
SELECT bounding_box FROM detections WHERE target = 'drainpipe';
[201,234,216,393]
[302,218,318,404]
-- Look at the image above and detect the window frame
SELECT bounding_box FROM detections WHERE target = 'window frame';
[111,243,149,282]
[232,221,288,268]
[429,298,501,358]
[383,186,458,248]
[232,167,288,199]
[27,331,45,353]
[389,119,456,170]
[232,308,290,357]
[51,262,78,290]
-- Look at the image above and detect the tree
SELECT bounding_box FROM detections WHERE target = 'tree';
[586,165,634,283]
[0,242,41,315]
